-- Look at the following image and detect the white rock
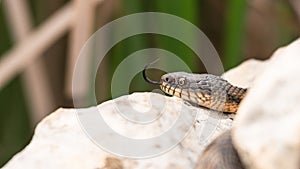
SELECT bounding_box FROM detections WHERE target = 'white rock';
[3,92,233,169]
[233,38,300,169]
[222,59,266,88]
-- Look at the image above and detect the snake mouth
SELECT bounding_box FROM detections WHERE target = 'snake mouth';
[160,82,183,98]
[160,82,175,95]
[142,60,162,85]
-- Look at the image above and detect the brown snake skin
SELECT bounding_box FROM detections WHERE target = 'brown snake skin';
[143,67,247,113]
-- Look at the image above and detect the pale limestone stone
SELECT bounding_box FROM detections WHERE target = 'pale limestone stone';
[222,59,266,88]
[233,38,300,169]
[3,92,233,169]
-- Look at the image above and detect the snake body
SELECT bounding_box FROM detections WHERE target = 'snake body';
[195,130,245,169]
[143,66,247,113]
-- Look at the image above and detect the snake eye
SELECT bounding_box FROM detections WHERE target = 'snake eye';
[165,77,169,82]
[178,78,185,85]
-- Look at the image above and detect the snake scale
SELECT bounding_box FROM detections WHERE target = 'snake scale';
[143,62,247,113]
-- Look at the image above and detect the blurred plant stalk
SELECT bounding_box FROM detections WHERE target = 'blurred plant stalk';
[3,0,55,124]
[0,0,104,122]
[65,0,96,106]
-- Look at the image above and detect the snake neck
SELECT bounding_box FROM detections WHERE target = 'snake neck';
[225,84,247,103]
[222,84,247,113]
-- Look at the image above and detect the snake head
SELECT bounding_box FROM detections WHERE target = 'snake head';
[160,72,221,92]
[160,72,229,107]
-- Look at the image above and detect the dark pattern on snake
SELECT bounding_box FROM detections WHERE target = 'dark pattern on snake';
[195,130,245,169]
[143,67,247,113]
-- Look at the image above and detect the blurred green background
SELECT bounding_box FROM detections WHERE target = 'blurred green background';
[0,0,299,166]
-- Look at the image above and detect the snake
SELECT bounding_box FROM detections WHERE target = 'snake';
[142,62,247,113]
[142,61,247,168]
[195,130,245,169]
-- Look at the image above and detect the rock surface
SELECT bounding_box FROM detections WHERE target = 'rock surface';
[3,92,233,169]
[233,38,300,169]
[222,59,266,88]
